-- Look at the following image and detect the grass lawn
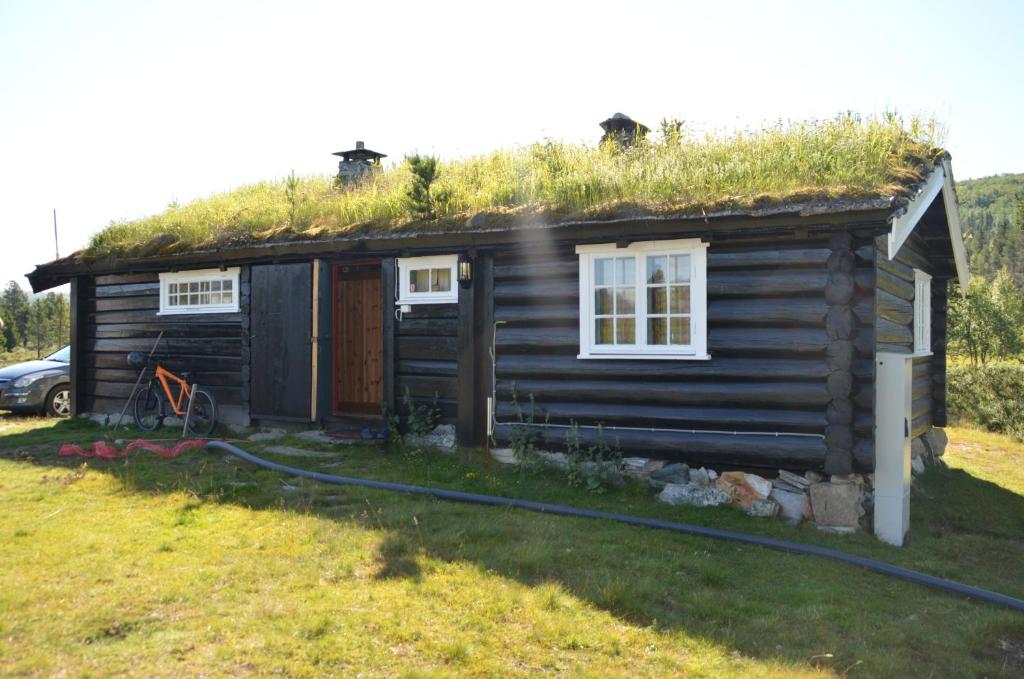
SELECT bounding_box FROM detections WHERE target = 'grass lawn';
[0,416,1021,677]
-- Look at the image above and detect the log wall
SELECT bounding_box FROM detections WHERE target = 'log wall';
[77,270,250,424]
[394,303,459,423]
[489,235,879,471]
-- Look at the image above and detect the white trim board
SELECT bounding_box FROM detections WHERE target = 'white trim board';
[888,158,969,292]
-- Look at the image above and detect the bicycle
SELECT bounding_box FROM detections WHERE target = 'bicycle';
[127,352,217,436]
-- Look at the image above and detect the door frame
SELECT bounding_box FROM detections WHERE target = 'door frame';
[329,258,389,420]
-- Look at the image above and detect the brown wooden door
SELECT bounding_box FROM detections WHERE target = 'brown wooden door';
[332,263,383,416]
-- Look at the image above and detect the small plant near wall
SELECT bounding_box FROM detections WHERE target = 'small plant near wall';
[565,421,624,494]
[388,388,442,457]
[509,387,547,473]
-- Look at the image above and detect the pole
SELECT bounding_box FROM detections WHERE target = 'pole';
[53,209,59,259]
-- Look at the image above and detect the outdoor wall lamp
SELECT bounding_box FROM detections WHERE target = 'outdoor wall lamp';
[457,253,473,288]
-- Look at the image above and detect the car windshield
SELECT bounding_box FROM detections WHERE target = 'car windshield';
[45,346,71,363]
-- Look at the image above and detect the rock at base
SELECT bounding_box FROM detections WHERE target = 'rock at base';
[923,427,948,458]
[770,488,810,523]
[689,467,716,487]
[622,457,666,479]
[809,481,862,529]
[407,424,456,451]
[651,463,690,484]
[657,483,731,508]
[579,460,625,488]
[911,456,925,476]
[490,448,517,465]
[745,498,780,518]
[911,437,928,461]
[716,471,772,509]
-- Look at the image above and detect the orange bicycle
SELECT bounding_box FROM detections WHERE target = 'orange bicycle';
[128,352,217,436]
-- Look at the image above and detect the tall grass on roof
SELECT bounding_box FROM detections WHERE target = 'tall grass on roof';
[85,113,944,258]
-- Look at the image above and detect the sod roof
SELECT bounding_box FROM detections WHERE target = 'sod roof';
[33,114,947,284]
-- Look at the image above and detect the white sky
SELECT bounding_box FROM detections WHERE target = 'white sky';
[1,0,1022,290]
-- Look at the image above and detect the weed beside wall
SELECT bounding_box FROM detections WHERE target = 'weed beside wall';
[948,363,1024,441]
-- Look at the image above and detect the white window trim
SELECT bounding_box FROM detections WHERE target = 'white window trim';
[576,238,709,360]
[913,269,932,356]
[158,267,240,315]
[396,255,458,305]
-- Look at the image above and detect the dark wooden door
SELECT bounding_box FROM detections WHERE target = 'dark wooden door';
[332,263,383,416]
[250,263,312,420]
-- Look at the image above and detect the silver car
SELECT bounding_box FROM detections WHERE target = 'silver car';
[0,346,72,417]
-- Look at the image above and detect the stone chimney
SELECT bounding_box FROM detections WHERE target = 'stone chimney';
[333,141,387,185]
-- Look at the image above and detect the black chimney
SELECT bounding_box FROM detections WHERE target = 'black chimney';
[599,113,649,147]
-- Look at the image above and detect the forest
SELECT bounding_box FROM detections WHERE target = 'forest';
[0,281,71,362]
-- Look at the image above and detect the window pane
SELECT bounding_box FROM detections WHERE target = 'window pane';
[167,283,177,295]
[189,282,199,293]
[209,293,221,305]
[671,317,691,345]
[200,293,211,305]
[648,318,667,345]
[189,293,199,305]
[222,279,233,291]
[594,258,613,286]
[432,267,451,292]
[210,281,222,292]
[596,318,614,344]
[200,281,210,292]
[595,288,613,315]
[616,257,635,285]
[615,288,635,314]
[617,318,635,344]
[410,269,430,292]
[647,256,666,284]
[670,255,691,283]
[670,286,690,313]
[647,287,667,314]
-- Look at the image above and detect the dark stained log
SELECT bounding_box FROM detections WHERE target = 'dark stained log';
[86,368,241,387]
[399,303,458,320]
[69,277,83,416]
[396,318,459,337]
[853,296,874,324]
[496,354,831,381]
[90,323,241,340]
[911,415,931,438]
[825,425,853,451]
[94,273,158,286]
[494,424,827,468]
[854,269,874,294]
[876,269,915,301]
[827,250,855,274]
[853,439,874,469]
[473,253,496,445]
[853,327,874,356]
[707,248,831,270]
[495,401,827,433]
[826,340,853,371]
[397,375,458,400]
[93,282,161,298]
[827,398,853,425]
[852,384,872,409]
[913,376,932,400]
[87,380,239,403]
[86,338,241,355]
[912,397,931,421]
[709,298,828,326]
[830,231,852,250]
[88,309,239,324]
[710,328,829,353]
[495,326,578,352]
[396,360,458,377]
[827,371,853,399]
[894,237,931,272]
[396,336,458,360]
[86,352,243,372]
[495,305,578,325]
[826,306,854,340]
[852,358,873,381]
[876,342,913,354]
[877,318,913,346]
[496,379,830,407]
[854,243,874,263]
[494,259,579,281]
[853,412,873,437]
[381,260,396,416]
[877,255,916,283]
[397,396,457,421]
[494,280,577,304]
[90,296,160,312]
[708,270,828,298]
[877,288,914,325]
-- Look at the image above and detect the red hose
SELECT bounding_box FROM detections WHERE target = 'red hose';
[59,439,206,459]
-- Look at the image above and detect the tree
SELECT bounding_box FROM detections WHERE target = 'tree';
[25,300,53,358]
[405,155,442,219]
[948,272,1024,364]
[1,281,29,346]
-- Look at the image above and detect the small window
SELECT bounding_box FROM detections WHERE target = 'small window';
[914,269,932,354]
[396,255,458,304]
[577,239,709,360]
[159,268,240,315]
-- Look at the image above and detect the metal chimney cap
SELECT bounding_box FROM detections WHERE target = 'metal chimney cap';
[599,113,650,135]
[333,141,387,162]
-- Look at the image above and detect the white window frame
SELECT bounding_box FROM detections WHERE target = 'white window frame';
[158,267,240,315]
[396,255,458,305]
[914,269,932,355]
[577,238,709,360]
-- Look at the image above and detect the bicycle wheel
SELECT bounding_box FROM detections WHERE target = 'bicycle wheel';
[185,388,217,437]
[133,384,164,431]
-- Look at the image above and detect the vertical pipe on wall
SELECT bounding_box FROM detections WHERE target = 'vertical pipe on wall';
[310,259,320,422]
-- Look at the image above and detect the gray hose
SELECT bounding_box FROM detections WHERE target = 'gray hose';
[204,439,1024,613]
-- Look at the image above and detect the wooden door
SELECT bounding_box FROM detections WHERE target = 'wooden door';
[332,263,383,416]
[250,263,312,421]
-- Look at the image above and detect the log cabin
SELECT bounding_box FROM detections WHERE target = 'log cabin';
[26,116,968,476]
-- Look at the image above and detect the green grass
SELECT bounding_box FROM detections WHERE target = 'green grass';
[0,346,62,368]
[1,415,1021,677]
[80,114,945,260]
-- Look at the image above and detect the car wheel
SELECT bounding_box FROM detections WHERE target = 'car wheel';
[45,384,72,418]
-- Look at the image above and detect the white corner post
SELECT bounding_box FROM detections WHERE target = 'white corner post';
[874,352,914,546]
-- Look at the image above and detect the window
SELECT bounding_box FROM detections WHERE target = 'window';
[396,255,458,304]
[159,268,240,315]
[914,269,932,354]
[577,238,709,359]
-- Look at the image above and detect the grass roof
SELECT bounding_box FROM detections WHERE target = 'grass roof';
[83,114,945,260]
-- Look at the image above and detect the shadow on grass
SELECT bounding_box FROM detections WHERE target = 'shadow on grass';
[3,415,1023,676]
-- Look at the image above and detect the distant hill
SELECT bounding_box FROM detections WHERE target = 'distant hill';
[956,172,1024,286]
